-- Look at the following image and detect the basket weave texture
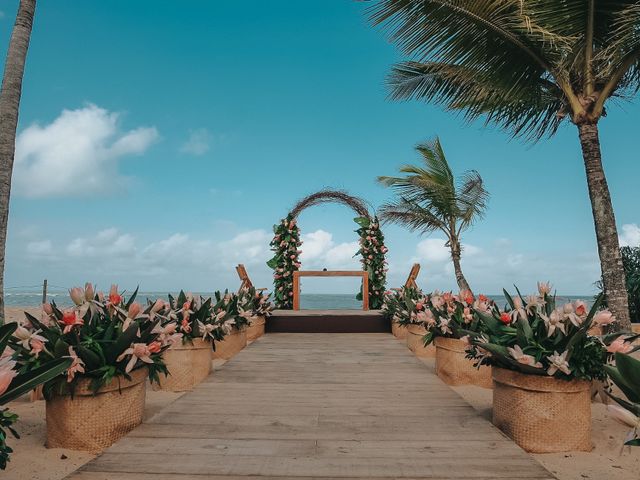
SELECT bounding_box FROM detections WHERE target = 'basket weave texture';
[434,337,492,388]
[152,338,212,392]
[46,367,147,453]
[391,321,408,340]
[492,367,592,453]
[406,323,435,358]
[212,328,247,360]
[247,315,266,342]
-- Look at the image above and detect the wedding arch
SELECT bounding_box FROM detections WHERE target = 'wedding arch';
[267,189,388,310]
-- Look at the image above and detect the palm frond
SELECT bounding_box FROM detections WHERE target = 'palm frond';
[456,170,490,230]
[378,199,448,234]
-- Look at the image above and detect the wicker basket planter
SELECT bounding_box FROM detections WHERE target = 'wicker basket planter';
[246,315,266,342]
[212,328,247,360]
[45,367,147,453]
[391,321,408,340]
[492,367,592,453]
[434,337,492,388]
[152,339,212,392]
[406,323,435,358]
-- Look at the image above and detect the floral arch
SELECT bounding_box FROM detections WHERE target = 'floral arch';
[267,190,388,310]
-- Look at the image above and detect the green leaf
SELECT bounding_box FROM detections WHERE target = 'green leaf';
[353,216,370,228]
[615,352,640,399]
[0,358,72,404]
[0,324,17,352]
[503,289,515,309]
[125,286,139,309]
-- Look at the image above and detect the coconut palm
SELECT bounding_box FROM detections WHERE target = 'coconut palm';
[368,0,635,329]
[0,0,37,318]
[378,137,488,293]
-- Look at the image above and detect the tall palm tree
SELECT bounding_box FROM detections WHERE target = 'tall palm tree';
[0,0,37,318]
[368,0,636,330]
[378,137,489,293]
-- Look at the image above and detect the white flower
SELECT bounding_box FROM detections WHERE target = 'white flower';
[540,309,566,337]
[197,320,216,341]
[507,345,543,368]
[537,282,552,296]
[546,350,571,376]
[510,297,527,322]
[439,316,452,335]
[13,326,47,350]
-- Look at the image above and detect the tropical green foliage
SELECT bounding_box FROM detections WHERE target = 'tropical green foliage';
[382,286,423,326]
[153,291,217,345]
[377,137,488,291]
[0,322,71,469]
[598,246,640,323]
[267,215,301,309]
[11,284,170,396]
[466,286,611,381]
[605,353,640,446]
[355,216,388,309]
[238,286,274,318]
[368,0,640,138]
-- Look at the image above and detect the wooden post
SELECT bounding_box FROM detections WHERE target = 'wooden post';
[293,272,300,310]
[42,278,47,304]
[362,274,369,311]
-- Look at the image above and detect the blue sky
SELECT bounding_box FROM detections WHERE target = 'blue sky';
[0,0,639,296]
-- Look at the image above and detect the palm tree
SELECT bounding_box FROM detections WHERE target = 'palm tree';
[378,137,489,293]
[368,0,636,330]
[0,0,37,318]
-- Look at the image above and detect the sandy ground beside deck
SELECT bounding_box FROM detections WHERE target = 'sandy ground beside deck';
[418,358,639,480]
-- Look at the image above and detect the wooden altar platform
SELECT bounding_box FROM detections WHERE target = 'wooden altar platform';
[267,309,389,333]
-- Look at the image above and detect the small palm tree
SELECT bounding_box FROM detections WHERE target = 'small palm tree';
[378,137,488,293]
[367,0,634,329]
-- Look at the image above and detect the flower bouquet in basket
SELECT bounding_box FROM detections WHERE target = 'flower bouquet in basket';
[238,286,274,341]
[0,322,71,469]
[413,290,493,386]
[10,283,175,452]
[211,290,250,360]
[382,286,422,340]
[465,283,614,453]
[150,291,218,392]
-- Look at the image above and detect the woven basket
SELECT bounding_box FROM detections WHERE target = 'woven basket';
[212,328,247,360]
[406,323,435,358]
[46,367,147,453]
[152,338,212,392]
[492,367,592,453]
[247,315,266,342]
[391,321,408,340]
[434,337,492,388]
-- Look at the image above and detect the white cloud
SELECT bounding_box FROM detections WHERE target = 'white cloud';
[180,128,211,156]
[26,240,52,256]
[299,230,359,269]
[619,223,640,247]
[413,238,480,264]
[67,228,135,258]
[14,104,159,198]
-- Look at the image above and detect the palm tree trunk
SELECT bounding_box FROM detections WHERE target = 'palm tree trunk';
[0,0,36,320]
[578,122,631,330]
[450,239,472,294]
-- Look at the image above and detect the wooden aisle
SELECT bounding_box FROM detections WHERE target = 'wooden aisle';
[67,334,555,479]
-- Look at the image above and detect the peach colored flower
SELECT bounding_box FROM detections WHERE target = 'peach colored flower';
[128,302,142,319]
[507,345,543,368]
[116,343,154,373]
[607,337,633,354]
[84,282,95,301]
[42,302,53,315]
[537,282,552,296]
[0,356,17,395]
[66,347,85,383]
[69,287,85,306]
[594,310,615,326]
[61,309,83,334]
[108,284,122,305]
[30,338,45,358]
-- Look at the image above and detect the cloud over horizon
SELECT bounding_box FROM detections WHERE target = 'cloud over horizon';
[14,104,159,198]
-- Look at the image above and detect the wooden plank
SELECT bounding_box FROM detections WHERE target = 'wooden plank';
[67,333,555,480]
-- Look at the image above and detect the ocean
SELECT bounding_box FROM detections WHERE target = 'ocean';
[4,291,595,310]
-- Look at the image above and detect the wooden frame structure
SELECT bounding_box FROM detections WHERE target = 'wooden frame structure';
[391,263,421,293]
[292,270,369,311]
[235,264,266,292]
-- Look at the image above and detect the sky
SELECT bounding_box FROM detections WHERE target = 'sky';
[0,0,639,296]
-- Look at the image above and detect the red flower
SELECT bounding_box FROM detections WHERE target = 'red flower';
[415,302,424,311]
[147,341,161,354]
[499,312,511,325]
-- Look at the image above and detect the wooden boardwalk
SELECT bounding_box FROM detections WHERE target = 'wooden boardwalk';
[68,334,555,479]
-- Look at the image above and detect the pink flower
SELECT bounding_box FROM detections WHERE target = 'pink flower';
[84,282,95,301]
[593,310,615,326]
[30,338,45,357]
[0,357,17,396]
[42,302,53,315]
[69,287,85,306]
[537,282,552,296]
[108,284,122,305]
[116,343,155,373]
[66,347,85,383]
[128,302,142,319]
[607,337,633,354]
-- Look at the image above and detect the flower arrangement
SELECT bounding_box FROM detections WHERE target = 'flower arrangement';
[605,352,640,446]
[211,290,251,334]
[152,291,217,345]
[0,323,71,469]
[382,286,423,326]
[11,283,173,396]
[466,284,612,381]
[267,215,302,309]
[238,286,274,318]
[355,216,388,309]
